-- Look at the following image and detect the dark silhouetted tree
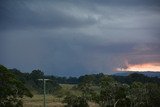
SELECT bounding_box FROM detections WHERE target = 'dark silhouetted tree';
[0,65,33,107]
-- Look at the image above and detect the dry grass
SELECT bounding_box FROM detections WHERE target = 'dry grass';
[88,102,100,107]
[23,94,66,107]
[23,102,65,107]
[23,84,100,107]
[59,84,82,96]
[23,94,100,107]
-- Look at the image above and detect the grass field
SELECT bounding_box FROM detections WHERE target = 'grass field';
[23,94,65,107]
[23,94,99,107]
[23,84,71,107]
[23,84,100,107]
[59,84,82,96]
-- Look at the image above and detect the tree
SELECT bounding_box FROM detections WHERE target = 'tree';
[0,65,33,107]
[78,75,96,100]
[98,76,130,107]
[145,83,160,107]
[98,76,117,107]
[63,94,89,107]
[30,69,44,80]
[29,70,45,93]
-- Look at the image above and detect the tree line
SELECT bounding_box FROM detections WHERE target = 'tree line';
[1,64,160,107]
[72,74,160,107]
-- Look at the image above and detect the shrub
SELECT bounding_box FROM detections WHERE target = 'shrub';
[63,94,89,107]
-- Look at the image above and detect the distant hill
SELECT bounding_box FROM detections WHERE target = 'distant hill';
[113,71,160,78]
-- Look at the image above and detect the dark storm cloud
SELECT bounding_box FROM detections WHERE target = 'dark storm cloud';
[0,0,97,30]
[91,0,160,6]
[1,0,160,30]
[125,43,160,65]
[1,0,160,31]
[0,30,135,76]
[0,0,160,76]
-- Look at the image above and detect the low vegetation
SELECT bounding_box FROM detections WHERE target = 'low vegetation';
[1,64,160,107]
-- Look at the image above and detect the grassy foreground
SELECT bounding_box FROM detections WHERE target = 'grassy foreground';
[23,94,65,107]
[23,84,72,107]
[23,94,99,107]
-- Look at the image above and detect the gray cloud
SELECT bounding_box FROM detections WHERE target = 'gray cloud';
[88,0,160,7]
[0,0,98,30]
[0,0,160,76]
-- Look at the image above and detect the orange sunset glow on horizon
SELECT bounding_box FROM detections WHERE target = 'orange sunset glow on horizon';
[116,63,160,72]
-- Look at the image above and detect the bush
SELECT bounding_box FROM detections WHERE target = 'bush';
[63,94,89,107]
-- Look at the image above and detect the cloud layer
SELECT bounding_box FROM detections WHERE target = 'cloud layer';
[0,0,160,76]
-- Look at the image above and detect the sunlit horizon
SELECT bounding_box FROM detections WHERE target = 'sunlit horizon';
[116,63,160,72]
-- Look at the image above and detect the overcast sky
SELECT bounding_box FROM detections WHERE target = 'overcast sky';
[0,0,160,76]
